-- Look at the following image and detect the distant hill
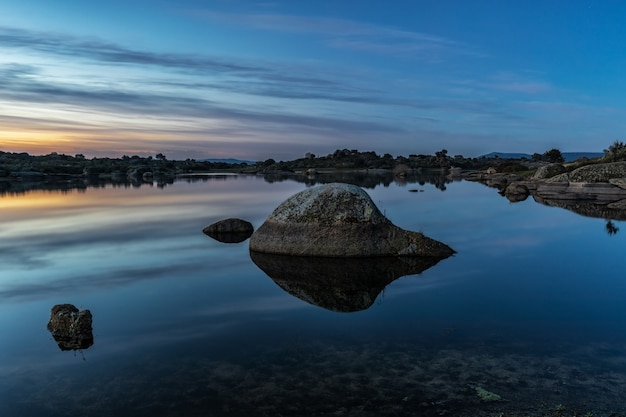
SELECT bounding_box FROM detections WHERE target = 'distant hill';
[481,152,532,160]
[199,158,256,165]
[480,152,603,163]
[561,152,603,162]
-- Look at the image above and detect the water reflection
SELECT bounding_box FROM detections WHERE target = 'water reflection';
[533,195,626,221]
[263,169,455,190]
[1,170,457,196]
[250,251,449,312]
[47,304,94,351]
[605,219,620,235]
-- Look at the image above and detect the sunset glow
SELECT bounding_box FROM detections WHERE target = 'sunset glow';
[1,1,625,160]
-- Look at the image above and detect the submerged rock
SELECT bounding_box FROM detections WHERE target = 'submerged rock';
[475,386,503,402]
[47,304,93,351]
[249,183,454,257]
[203,218,254,243]
[250,251,447,312]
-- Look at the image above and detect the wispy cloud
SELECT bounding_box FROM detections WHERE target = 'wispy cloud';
[192,11,483,60]
[0,26,261,74]
[481,72,554,94]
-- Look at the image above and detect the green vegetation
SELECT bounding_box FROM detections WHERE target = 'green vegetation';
[604,140,626,161]
[0,147,495,183]
[2,143,617,189]
[0,151,252,179]
[543,148,565,163]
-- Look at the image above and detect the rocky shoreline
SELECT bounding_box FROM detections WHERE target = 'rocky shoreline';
[464,161,626,220]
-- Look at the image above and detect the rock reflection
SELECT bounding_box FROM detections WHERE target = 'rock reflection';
[47,304,94,351]
[250,252,449,312]
[605,219,620,236]
[532,195,626,221]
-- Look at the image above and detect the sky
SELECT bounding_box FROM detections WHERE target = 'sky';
[1,0,625,161]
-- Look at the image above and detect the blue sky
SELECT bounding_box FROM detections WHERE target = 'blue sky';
[0,0,624,160]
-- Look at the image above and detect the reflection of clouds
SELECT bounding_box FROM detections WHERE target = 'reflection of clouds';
[0,178,304,305]
[0,246,53,269]
[0,217,206,281]
[0,261,209,301]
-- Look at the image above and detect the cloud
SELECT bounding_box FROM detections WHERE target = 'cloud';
[0,21,605,160]
[0,61,404,143]
[0,26,260,75]
[192,11,482,60]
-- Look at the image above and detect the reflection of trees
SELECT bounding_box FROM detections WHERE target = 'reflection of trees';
[0,173,227,196]
[605,220,620,236]
[262,169,456,190]
[1,170,457,196]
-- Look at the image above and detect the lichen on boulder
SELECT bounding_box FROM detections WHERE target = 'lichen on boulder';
[249,183,454,257]
[532,163,566,180]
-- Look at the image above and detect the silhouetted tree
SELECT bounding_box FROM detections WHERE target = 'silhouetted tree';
[604,140,626,161]
[543,148,564,163]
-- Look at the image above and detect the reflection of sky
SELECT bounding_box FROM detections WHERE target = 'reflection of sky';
[2,176,626,412]
[0,177,303,294]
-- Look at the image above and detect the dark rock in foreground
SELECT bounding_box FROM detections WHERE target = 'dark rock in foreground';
[249,183,454,257]
[47,304,93,351]
[250,251,447,312]
[203,218,254,243]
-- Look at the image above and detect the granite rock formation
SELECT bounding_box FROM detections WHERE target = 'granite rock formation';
[546,161,626,183]
[249,183,454,257]
[531,163,566,180]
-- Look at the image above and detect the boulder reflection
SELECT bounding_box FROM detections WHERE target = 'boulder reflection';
[250,252,449,312]
[533,195,626,221]
[47,304,94,351]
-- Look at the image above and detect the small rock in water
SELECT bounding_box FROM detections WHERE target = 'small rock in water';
[203,218,254,243]
[47,304,94,351]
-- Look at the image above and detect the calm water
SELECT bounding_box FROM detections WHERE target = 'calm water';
[1,174,626,416]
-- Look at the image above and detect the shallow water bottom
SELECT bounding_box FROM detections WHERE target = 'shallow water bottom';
[5,334,626,417]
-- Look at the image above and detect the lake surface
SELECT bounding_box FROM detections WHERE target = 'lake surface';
[1,173,626,416]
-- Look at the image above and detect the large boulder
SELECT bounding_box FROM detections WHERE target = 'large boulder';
[532,163,566,180]
[249,183,454,257]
